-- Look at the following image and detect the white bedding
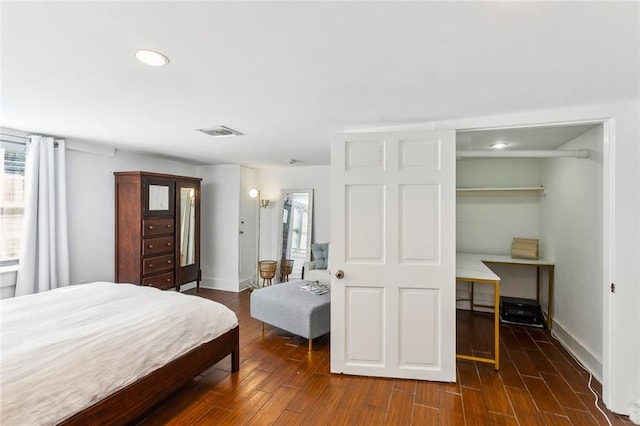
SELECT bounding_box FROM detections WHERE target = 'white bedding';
[0,282,238,425]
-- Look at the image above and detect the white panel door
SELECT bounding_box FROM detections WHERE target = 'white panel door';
[330,130,456,381]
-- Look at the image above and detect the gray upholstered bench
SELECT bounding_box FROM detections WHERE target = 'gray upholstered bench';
[250,280,330,351]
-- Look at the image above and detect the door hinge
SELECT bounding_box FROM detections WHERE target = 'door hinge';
[610,283,615,293]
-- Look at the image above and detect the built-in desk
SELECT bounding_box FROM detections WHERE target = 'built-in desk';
[456,253,555,371]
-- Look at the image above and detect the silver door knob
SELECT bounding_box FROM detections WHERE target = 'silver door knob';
[335,270,344,279]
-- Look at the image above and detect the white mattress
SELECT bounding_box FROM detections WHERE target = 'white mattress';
[0,282,238,425]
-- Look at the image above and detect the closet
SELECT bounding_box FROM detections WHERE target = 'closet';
[455,123,604,376]
[114,171,202,291]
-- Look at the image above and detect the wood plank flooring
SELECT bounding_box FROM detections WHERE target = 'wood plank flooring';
[137,288,633,425]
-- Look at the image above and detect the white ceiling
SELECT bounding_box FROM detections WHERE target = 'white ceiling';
[1,2,638,167]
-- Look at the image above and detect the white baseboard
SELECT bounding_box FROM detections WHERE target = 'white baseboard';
[180,282,197,292]
[629,402,640,424]
[551,317,603,383]
[238,278,251,291]
[200,277,241,292]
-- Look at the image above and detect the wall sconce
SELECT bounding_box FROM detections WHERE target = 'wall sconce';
[250,188,269,208]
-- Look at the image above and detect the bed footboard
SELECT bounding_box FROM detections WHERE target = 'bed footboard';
[60,326,240,426]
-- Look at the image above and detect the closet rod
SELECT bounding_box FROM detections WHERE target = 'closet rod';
[457,149,590,159]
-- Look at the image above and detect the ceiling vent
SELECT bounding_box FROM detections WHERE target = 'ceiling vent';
[197,125,243,138]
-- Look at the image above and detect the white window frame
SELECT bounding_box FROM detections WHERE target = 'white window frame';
[1,138,27,267]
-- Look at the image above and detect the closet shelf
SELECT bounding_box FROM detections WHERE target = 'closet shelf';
[456,186,546,196]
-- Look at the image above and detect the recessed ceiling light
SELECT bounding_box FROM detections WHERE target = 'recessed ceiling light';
[490,142,509,149]
[135,49,169,66]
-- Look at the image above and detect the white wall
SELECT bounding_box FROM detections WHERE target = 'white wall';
[457,158,542,254]
[456,158,544,309]
[67,148,196,286]
[255,166,330,261]
[540,126,604,378]
[197,164,242,292]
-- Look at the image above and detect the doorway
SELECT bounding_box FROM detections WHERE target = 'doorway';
[454,121,608,392]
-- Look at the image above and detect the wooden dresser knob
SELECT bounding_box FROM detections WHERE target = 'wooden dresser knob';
[166,224,172,228]
[148,264,153,268]
[167,260,172,264]
[148,244,154,249]
[148,225,154,229]
[166,278,171,282]
[166,242,172,246]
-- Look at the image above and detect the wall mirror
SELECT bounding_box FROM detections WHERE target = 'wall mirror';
[276,189,313,281]
[179,186,196,266]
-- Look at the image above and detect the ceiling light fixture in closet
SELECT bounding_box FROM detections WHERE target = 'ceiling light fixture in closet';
[135,49,170,66]
[490,142,509,149]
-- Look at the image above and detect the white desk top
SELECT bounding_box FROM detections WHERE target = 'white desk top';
[456,252,554,283]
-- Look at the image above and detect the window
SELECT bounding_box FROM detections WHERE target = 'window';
[1,140,26,264]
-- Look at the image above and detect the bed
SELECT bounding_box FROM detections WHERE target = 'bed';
[0,282,239,425]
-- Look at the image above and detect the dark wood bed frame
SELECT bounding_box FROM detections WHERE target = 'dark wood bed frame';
[60,326,239,425]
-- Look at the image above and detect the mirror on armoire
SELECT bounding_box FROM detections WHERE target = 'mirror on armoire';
[276,189,313,282]
[176,180,200,288]
[179,186,196,266]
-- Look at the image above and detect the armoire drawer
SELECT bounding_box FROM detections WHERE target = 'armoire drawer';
[142,218,174,237]
[143,254,174,275]
[142,272,175,290]
[142,236,174,256]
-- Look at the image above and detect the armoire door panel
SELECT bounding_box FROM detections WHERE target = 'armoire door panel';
[142,177,175,217]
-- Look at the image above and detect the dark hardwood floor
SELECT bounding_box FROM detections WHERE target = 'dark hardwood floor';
[137,288,633,425]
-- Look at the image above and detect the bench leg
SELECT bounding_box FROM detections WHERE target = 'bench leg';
[308,339,312,352]
[261,322,264,334]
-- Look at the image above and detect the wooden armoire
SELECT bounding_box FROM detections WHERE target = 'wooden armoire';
[114,171,202,291]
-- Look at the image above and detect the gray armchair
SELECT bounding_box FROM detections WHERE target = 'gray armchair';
[302,242,330,285]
